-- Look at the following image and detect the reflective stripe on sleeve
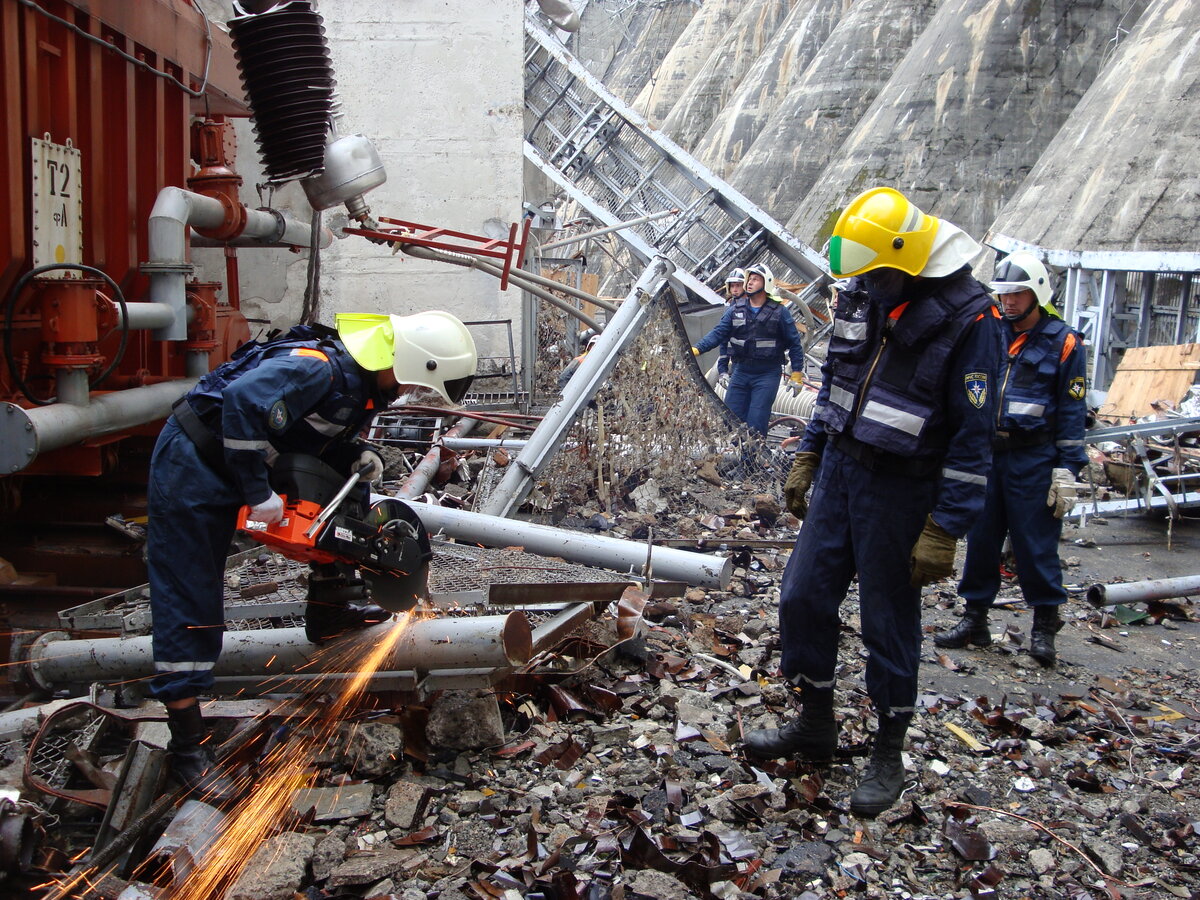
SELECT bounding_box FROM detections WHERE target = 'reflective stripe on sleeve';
[943,467,987,486]
[223,437,271,451]
[1056,439,1085,447]
[829,384,856,411]
[304,414,347,437]
[833,319,868,340]
[155,661,216,672]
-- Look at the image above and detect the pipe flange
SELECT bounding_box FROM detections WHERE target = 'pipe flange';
[0,404,38,475]
[25,631,70,693]
[139,260,194,277]
[253,207,287,244]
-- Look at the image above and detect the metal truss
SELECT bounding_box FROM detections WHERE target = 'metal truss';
[523,14,830,309]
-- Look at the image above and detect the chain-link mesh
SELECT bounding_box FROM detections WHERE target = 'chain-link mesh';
[506,289,798,529]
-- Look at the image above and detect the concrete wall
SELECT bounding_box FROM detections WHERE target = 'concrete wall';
[193,0,524,363]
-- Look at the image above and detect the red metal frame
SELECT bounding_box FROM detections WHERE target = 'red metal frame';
[345,216,532,290]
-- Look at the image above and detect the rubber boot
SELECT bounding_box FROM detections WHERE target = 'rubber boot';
[1029,605,1064,667]
[743,686,838,761]
[849,714,911,818]
[166,703,239,802]
[305,566,390,644]
[933,604,992,649]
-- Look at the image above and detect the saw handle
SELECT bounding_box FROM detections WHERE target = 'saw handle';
[303,471,363,539]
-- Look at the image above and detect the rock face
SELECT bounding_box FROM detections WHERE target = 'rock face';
[787,0,1150,249]
[727,0,938,218]
[694,0,844,181]
[632,0,745,126]
[586,0,700,104]
[658,0,794,153]
[988,0,1199,251]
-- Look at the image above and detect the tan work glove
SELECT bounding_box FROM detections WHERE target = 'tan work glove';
[783,451,821,519]
[789,371,804,387]
[909,515,956,588]
[1046,467,1076,519]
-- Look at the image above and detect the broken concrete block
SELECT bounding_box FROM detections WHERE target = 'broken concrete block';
[752,494,780,526]
[385,780,428,829]
[425,690,504,750]
[327,849,412,888]
[292,783,375,822]
[344,722,403,778]
[311,827,349,881]
[225,831,315,900]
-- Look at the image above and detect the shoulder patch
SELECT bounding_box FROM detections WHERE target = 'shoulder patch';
[964,372,988,409]
[1068,375,1086,400]
[268,400,289,431]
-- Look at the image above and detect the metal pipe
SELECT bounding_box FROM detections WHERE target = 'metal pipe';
[411,502,731,589]
[148,187,318,340]
[483,257,674,518]
[394,416,478,499]
[539,208,680,252]
[54,369,90,406]
[189,229,334,249]
[25,613,532,691]
[441,437,529,451]
[0,379,198,474]
[1086,575,1200,607]
[507,265,618,313]
[401,244,605,330]
[116,302,191,331]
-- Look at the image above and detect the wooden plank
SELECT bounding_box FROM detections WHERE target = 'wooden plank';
[1099,343,1200,420]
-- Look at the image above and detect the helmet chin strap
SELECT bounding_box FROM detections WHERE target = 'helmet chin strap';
[1003,296,1037,323]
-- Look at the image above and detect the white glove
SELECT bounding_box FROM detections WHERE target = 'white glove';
[352,448,385,482]
[246,491,284,525]
[1046,467,1076,519]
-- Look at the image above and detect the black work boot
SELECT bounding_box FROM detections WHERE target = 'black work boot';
[933,604,992,649]
[1029,605,1064,667]
[304,566,390,644]
[850,713,911,817]
[166,703,239,802]
[744,686,838,761]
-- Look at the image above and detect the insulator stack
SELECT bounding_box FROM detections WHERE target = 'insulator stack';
[228,1,335,183]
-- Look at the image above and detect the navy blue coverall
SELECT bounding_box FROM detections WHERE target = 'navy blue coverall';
[958,315,1088,610]
[148,332,385,701]
[778,268,1000,717]
[695,297,805,434]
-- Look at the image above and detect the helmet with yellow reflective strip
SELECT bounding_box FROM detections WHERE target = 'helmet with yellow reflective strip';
[336,311,478,403]
[828,187,940,277]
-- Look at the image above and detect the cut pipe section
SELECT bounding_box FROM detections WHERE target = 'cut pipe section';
[24,613,532,692]
[1086,575,1200,607]
[411,502,731,590]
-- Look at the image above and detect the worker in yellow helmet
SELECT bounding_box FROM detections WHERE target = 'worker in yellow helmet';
[746,187,1001,818]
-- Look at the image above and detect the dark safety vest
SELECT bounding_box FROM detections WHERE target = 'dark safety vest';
[727,297,788,363]
[818,270,994,457]
[997,316,1079,434]
[184,324,378,457]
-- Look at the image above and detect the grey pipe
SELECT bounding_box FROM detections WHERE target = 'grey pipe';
[483,257,673,519]
[441,437,529,451]
[148,187,318,340]
[1086,575,1200,607]
[401,244,604,331]
[25,613,532,691]
[539,208,680,252]
[412,502,731,590]
[117,302,191,331]
[0,379,197,474]
[394,416,478,500]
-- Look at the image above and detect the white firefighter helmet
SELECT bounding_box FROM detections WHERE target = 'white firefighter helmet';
[337,311,478,403]
[726,267,746,286]
[990,251,1052,306]
[745,263,777,297]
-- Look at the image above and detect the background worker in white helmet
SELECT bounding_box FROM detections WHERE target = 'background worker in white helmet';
[715,268,746,381]
[692,262,805,434]
[147,311,477,800]
[745,187,1000,818]
[935,252,1087,667]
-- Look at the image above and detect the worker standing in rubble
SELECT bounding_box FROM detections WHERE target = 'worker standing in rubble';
[746,187,1000,817]
[692,263,805,434]
[935,252,1087,667]
[148,311,477,797]
[715,268,747,381]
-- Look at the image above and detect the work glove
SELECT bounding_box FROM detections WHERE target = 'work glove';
[246,491,284,526]
[789,371,804,388]
[783,451,821,520]
[909,515,956,588]
[1046,467,1077,519]
[691,347,700,356]
[352,447,385,483]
